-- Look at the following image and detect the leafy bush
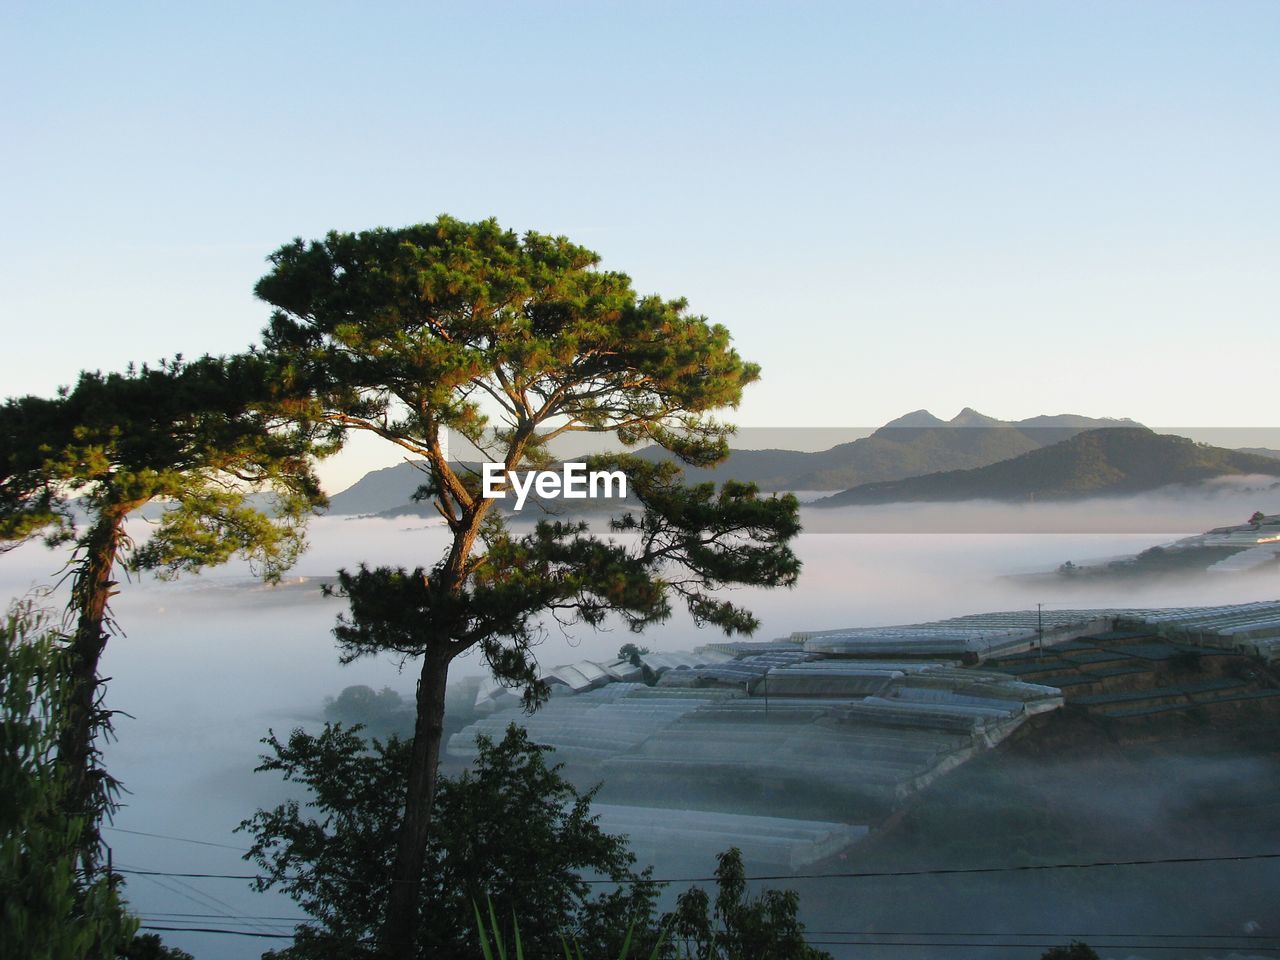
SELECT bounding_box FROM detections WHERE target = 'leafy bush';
[241,724,658,960]
[323,684,413,735]
[670,848,831,960]
[0,601,137,959]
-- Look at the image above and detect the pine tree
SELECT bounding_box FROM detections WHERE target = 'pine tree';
[257,216,802,957]
[0,353,333,871]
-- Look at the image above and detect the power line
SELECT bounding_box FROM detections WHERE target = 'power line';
[803,929,1277,940]
[640,850,1280,885]
[138,916,299,927]
[803,943,1280,953]
[105,825,248,851]
[138,924,374,945]
[132,915,1280,945]
[113,849,1280,885]
[138,911,309,922]
[139,925,300,941]
[136,917,1280,940]
[130,874,242,927]
[122,862,281,937]
[134,926,1280,953]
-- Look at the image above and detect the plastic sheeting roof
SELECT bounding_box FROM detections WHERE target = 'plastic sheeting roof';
[591,804,867,870]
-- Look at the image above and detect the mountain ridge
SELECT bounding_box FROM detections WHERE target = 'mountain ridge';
[814,428,1280,507]
[325,409,1146,515]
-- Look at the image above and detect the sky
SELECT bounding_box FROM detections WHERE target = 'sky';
[2,1,1278,492]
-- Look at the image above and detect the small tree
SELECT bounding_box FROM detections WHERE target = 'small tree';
[240,724,658,960]
[618,642,651,667]
[324,684,412,735]
[0,354,332,869]
[257,216,801,956]
[1250,510,1266,526]
[670,848,831,960]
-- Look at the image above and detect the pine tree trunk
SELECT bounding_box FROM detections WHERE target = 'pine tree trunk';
[60,509,128,874]
[380,645,452,959]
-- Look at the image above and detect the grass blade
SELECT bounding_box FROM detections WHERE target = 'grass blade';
[646,916,674,960]
[473,900,494,960]
[511,910,524,960]
[487,897,507,960]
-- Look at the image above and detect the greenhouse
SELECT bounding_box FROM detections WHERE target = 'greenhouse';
[448,683,742,763]
[791,603,1280,662]
[796,610,1116,660]
[445,599,1280,866]
[635,649,735,674]
[1118,600,1280,662]
[450,656,1061,810]
[1209,544,1280,573]
[590,804,868,870]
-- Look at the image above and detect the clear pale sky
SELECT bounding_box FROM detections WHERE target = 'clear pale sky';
[3,2,1277,491]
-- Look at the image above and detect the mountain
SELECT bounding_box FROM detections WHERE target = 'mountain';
[326,461,433,516]
[814,428,1280,507]
[878,409,947,430]
[1239,447,1280,460]
[632,409,1143,491]
[324,409,1144,515]
[948,406,1005,429]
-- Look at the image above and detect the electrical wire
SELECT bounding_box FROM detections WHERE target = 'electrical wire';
[113,849,1280,885]
[116,831,1280,951]
[134,926,1280,952]
[801,943,1280,952]
[105,825,248,851]
[139,925,300,940]
[138,916,311,926]
[802,929,1277,940]
[121,862,281,937]
[135,917,1278,940]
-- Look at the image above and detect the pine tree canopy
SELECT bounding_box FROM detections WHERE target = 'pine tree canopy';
[0,353,333,579]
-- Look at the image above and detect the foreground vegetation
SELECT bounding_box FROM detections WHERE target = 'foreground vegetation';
[1,216,806,959]
[1,216,1116,960]
[239,722,832,960]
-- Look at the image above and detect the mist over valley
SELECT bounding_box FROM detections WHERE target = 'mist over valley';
[4,495,1278,959]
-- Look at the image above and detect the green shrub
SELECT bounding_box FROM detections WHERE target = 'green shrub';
[0,600,137,959]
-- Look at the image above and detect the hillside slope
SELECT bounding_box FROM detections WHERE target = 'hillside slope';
[326,461,432,515]
[815,429,1280,506]
[633,409,1142,491]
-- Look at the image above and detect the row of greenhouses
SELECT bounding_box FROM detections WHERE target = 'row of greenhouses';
[1116,600,1280,662]
[590,804,867,871]
[786,600,1280,662]
[447,600,1280,869]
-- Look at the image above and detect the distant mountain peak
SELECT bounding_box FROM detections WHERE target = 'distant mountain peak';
[1016,413,1144,430]
[816,427,1280,507]
[949,407,1004,428]
[326,410,1177,514]
[878,409,947,430]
